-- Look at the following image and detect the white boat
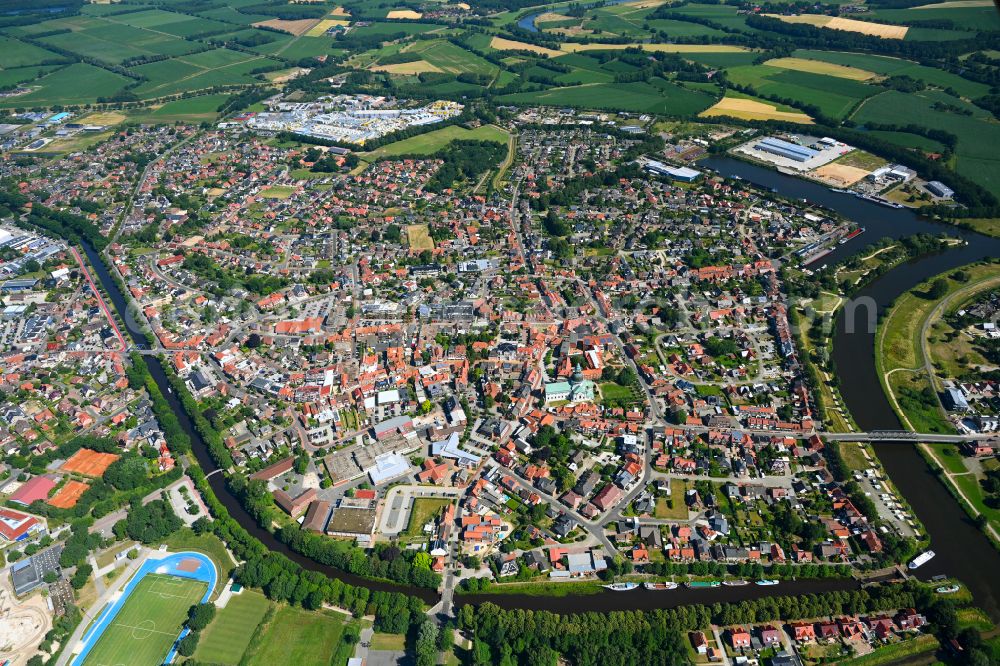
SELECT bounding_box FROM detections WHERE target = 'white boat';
[643,582,679,591]
[935,585,960,594]
[909,551,935,570]
[755,579,779,586]
[604,582,639,591]
[723,580,749,586]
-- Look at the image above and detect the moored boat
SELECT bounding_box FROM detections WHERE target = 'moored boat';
[722,580,749,586]
[643,581,679,591]
[685,581,721,589]
[604,582,639,591]
[909,551,935,570]
[755,579,779,586]
[935,584,960,594]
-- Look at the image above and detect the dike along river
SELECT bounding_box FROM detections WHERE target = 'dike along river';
[82,157,1000,615]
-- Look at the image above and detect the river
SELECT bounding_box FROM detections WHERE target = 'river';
[81,155,1000,616]
[703,157,1000,620]
[517,0,629,32]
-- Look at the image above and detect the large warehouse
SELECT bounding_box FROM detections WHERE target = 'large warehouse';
[755,137,819,163]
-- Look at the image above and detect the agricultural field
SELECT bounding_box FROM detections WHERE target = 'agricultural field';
[874,2,1000,30]
[403,39,498,76]
[242,605,353,666]
[699,93,813,123]
[129,94,230,124]
[764,14,910,39]
[501,79,716,116]
[791,49,991,98]
[194,591,271,665]
[363,124,508,158]
[0,63,132,109]
[852,90,1000,193]
[764,57,877,81]
[0,3,290,106]
[559,42,748,54]
[82,574,208,666]
[0,36,63,68]
[490,36,564,57]
[724,64,878,119]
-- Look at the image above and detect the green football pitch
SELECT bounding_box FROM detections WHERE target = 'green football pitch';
[83,573,208,666]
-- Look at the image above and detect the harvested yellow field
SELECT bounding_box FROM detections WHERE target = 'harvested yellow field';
[454,2,471,8]
[914,0,992,7]
[387,9,423,19]
[266,67,308,82]
[560,42,747,53]
[811,163,871,187]
[306,18,350,36]
[536,11,574,22]
[765,14,908,39]
[827,16,908,38]
[372,60,443,74]
[406,224,434,251]
[699,96,813,123]
[490,36,564,58]
[79,111,127,126]
[252,17,321,36]
[331,6,351,16]
[622,0,669,7]
[766,57,877,81]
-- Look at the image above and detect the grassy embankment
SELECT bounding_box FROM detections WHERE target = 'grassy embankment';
[877,261,1000,547]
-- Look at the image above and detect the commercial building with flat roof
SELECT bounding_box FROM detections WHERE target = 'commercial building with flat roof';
[755,137,818,163]
[368,451,411,485]
[926,180,954,198]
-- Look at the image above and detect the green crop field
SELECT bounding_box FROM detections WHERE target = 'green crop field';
[662,3,755,31]
[406,39,498,76]
[243,605,350,666]
[0,36,62,67]
[364,124,509,158]
[872,5,1000,30]
[867,129,947,154]
[0,63,131,108]
[725,64,877,119]
[82,574,207,666]
[194,591,271,665]
[501,79,716,116]
[853,89,1000,193]
[131,94,230,123]
[792,49,990,98]
[646,18,728,38]
[0,66,60,89]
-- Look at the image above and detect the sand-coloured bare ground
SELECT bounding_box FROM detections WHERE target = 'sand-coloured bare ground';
[811,163,872,186]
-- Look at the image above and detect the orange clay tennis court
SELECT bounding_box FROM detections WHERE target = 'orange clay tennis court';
[62,448,120,477]
[48,480,90,508]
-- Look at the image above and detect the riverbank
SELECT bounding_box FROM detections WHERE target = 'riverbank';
[874,260,1000,434]
[918,443,1000,551]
